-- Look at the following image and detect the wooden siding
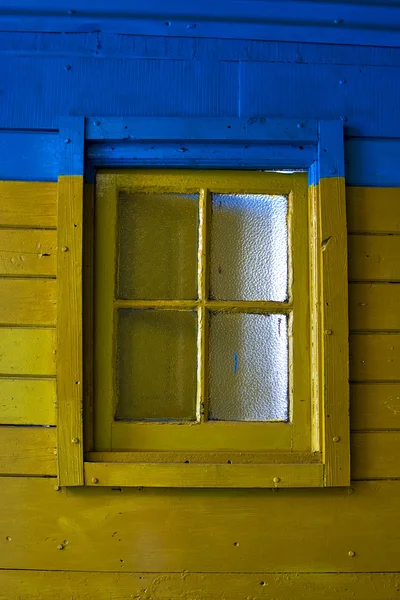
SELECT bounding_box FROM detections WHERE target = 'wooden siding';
[0,478,399,572]
[3,571,400,600]
[0,181,57,480]
[0,27,400,596]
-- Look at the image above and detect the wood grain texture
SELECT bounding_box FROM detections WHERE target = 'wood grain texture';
[352,432,400,479]
[57,175,84,486]
[0,180,57,228]
[4,2,400,49]
[7,31,400,68]
[350,334,400,381]
[3,571,400,600]
[317,177,350,486]
[84,462,324,488]
[0,229,56,276]
[0,478,400,572]
[351,383,400,431]
[0,278,56,326]
[349,283,400,331]
[347,187,400,233]
[0,328,56,376]
[0,427,56,475]
[0,378,56,425]
[348,235,400,282]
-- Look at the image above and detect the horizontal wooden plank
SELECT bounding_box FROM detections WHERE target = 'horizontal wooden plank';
[86,451,321,464]
[84,462,324,488]
[0,180,57,228]
[351,383,400,431]
[0,378,56,425]
[87,117,318,143]
[6,31,400,69]
[347,188,400,234]
[348,235,400,282]
[0,328,56,376]
[349,283,400,331]
[3,571,400,600]
[5,2,400,49]
[0,229,56,276]
[350,334,400,381]
[0,426,56,475]
[352,432,400,479]
[4,60,400,140]
[0,278,56,325]
[0,478,400,571]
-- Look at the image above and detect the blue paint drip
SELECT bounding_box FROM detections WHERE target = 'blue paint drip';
[233,352,238,374]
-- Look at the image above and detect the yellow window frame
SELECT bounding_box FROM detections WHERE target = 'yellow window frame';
[56,116,350,489]
[93,170,310,457]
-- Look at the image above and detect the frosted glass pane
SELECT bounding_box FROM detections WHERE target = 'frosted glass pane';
[118,192,198,300]
[116,310,197,421]
[209,313,288,421]
[210,194,288,301]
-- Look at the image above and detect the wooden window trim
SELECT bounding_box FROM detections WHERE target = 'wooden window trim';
[57,117,349,488]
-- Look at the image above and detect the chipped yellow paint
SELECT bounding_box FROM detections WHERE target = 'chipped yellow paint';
[0,228,57,276]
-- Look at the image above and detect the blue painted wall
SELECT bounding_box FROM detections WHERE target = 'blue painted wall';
[1,29,400,185]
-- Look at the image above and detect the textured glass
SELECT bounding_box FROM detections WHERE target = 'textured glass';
[116,310,197,421]
[209,313,288,421]
[118,192,198,300]
[210,194,288,301]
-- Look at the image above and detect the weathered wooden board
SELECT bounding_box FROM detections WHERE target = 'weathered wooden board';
[350,334,400,381]
[348,235,400,282]
[0,180,57,228]
[0,229,56,277]
[351,383,400,431]
[0,328,56,376]
[0,478,399,572]
[84,462,324,488]
[349,283,400,331]
[347,188,400,234]
[57,174,84,486]
[0,278,56,326]
[2,571,400,600]
[0,427,56,475]
[0,378,56,425]
[352,432,400,479]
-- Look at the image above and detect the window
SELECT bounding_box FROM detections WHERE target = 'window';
[57,117,350,488]
[93,170,310,455]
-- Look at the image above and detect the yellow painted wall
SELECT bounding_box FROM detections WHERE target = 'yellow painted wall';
[1,182,400,598]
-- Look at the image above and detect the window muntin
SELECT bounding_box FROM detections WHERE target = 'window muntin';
[93,170,310,454]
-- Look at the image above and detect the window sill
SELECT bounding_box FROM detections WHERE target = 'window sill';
[84,460,324,488]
